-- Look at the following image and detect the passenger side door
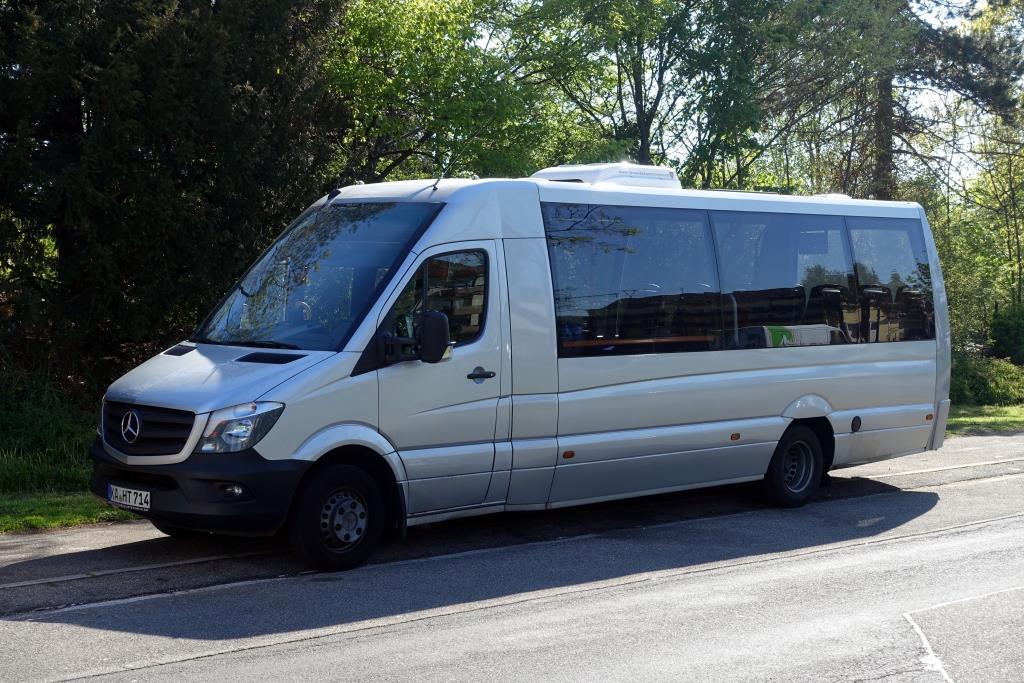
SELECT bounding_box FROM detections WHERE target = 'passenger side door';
[376,241,503,514]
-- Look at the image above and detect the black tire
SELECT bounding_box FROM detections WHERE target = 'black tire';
[763,425,824,508]
[288,464,384,571]
[151,521,206,538]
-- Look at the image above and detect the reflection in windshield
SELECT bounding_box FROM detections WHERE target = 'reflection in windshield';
[196,201,441,351]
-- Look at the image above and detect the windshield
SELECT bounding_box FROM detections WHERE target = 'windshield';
[195,201,442,351]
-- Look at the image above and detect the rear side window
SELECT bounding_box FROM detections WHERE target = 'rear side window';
[542,204,935,357]
[710,212,858,348]
[847,217,935,342]
[542,203,722,356]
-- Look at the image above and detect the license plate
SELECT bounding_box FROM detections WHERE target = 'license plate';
[107,484,150,511]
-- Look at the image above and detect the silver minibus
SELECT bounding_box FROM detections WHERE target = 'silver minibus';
[91,163,950,569]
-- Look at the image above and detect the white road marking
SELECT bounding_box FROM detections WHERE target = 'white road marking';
[916,472,1024,488]
[0,550,283,590]
[378,533,600,570]
[17,572,313,617]
[903,612,954,683]
[900,584,1024,683]
[869,457,1024,478]
[907,584,1024,615]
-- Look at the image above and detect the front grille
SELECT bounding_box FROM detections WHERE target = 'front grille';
[103,401,195,455]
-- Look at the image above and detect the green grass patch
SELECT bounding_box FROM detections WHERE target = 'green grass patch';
[0,350,97,495]
[0,492,134,534]
[0,444,94,494]
[947,404,1024,437]
[0,353,121,533]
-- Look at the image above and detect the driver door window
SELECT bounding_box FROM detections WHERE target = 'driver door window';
[387,251,487,345]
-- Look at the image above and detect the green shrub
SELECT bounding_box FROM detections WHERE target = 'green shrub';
[951,352,1024,405]
[991,304,1024,365]
[0,352,97,493]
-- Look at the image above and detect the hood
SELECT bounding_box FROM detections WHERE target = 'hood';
[105,343,335,414]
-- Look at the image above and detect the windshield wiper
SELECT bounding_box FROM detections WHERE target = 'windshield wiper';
[188,337,236,346]
[188,337,300,350]
[236,339,301,350]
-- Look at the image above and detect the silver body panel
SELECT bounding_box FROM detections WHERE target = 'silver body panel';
[102,176,951,527]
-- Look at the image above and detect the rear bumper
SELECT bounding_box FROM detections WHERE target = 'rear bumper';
[89,438,310,535]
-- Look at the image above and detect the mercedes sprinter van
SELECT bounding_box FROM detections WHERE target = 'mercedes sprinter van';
[90,163,950,570]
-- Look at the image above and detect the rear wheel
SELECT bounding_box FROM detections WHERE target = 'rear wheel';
[288,464,384,571]
[763,425,823,507]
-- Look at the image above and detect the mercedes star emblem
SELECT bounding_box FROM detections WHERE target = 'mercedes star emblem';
[121,409,142,444]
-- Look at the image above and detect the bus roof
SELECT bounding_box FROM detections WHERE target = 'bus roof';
[331,175,924,221]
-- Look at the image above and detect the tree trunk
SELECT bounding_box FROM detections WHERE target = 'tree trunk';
[635,134,652,165]
[52,93,85,336]
[868,72,896,200]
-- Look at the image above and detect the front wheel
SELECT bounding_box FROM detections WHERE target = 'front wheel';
[288,464,384,571]
[763,425,823,508]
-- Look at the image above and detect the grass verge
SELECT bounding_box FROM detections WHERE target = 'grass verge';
[0,444,93,494]
[0,493,134,534]
[946,404,1024,437]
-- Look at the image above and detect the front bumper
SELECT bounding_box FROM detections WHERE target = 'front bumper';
[89,438,311,535]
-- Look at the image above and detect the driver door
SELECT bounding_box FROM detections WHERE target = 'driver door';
[376,240,502,514]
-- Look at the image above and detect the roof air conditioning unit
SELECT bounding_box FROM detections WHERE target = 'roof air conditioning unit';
[531,162,681,189]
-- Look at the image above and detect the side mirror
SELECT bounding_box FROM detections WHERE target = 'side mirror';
[419,311,450,364]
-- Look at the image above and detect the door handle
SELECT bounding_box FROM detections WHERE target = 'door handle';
[467,367,496,381]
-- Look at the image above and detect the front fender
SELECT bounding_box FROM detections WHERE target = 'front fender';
[288,423,408,483]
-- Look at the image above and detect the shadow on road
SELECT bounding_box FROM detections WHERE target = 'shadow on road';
[4,475,939,640]
[2,532,285,572]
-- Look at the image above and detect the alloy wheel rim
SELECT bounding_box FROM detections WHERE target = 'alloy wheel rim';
[319,488,368,553]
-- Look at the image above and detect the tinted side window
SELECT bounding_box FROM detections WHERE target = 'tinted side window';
[425,252,487,344]
[847,217,934,342]
[711,211,857,348]
[386,250,487,347]
[543,203,722,357]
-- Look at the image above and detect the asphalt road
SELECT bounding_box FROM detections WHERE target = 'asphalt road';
[1,433,1023,682]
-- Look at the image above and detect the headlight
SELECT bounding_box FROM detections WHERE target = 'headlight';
[196,402,284,454]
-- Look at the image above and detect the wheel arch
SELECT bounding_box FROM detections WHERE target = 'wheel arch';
[287,425,408,540]
[786,416,835,473]
[781,394,834,420]
[780,396,836,473]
